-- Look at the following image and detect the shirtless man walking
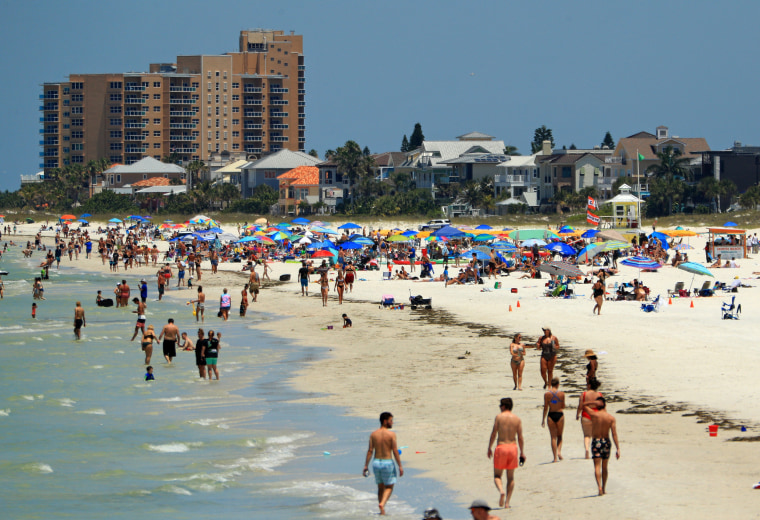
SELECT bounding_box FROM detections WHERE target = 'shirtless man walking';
[130,297,147,341]
[363,412,404,515]
[487,397,525,509]
[74,301,86,340]
[583,396,620,495]
[158,318,179,364]
[189,286,205,322]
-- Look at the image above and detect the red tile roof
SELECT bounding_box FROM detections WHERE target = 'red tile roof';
[278,165,319,185]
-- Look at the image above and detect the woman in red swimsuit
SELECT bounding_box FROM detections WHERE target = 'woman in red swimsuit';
[576,377,602,459]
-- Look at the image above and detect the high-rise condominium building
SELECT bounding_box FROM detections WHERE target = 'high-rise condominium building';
[39,29,304,172]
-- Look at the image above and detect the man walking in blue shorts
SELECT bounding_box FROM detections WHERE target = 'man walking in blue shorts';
[363,412,404,515]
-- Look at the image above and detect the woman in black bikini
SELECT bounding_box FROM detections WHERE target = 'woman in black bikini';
[542,377,566,462]
[509,333,526,391]
[141,325,157,365]
[536,327,559,389]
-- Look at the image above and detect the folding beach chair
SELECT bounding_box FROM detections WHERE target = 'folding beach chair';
[721,296,741,320]
[641,295,662,313]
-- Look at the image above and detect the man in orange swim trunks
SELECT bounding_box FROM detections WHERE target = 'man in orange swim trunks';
[487,397,525,509]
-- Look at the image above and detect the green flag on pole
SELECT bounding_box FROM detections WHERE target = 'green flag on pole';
[638,152,645,161]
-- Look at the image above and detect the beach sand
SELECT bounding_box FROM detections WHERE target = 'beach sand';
[9,220,760,519]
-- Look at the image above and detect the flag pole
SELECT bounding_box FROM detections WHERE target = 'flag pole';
[636,149,642,230]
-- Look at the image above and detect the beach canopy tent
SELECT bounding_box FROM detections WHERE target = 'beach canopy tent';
[706,227,747,259]
[433,225,467,239]
[508,229,559,241]
[596,229,626,242]
[337,222,361,230]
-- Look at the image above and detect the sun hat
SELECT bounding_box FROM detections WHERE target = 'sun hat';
[469,499,491,510]
[584,349,596,358]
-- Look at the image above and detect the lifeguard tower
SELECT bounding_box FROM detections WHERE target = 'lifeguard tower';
[601,184,642,229]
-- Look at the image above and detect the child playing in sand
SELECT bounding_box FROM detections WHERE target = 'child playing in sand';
[342,314,352,328]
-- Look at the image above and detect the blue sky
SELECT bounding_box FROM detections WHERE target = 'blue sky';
[1,0,759,191]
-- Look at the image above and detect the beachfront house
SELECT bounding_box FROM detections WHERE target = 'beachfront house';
[696,142,760,205]
[534,144,611,203]
[276,165,319,215]
[608,126,709,198]
[494,154,539,199]
[98,157,185,193]
[398,132,506,195]
[371,151,407,181]
[239,149,321,198]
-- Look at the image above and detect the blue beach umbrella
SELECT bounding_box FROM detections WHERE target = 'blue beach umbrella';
[108,218,122,223]
[292,217,310,225]
[475,224,493,230]
[544,242,576,256]
[460,249,492,261]
[352,237,374,245]
[80,213,92,218]
[559,226,575,234]
[581,229,599,239]
[723,221,738,227]
[401,230,418,237]
[472,234,495,242]
[78,219,89,224]
[340,241,363,250]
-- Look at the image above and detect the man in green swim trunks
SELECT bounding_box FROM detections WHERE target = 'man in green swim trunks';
[363,412,403,516]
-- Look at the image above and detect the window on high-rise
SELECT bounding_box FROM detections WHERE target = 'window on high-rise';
[110,93,122,101]
[109,118,122,126]
[153,82,161,88]
[110,106,122,114]
[109,82,122,89]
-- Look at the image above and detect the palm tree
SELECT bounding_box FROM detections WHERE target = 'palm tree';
[215,183,240,209]
[504,145,521,156]
[698,177,720,213]
[646,146,691,215]
[739,185,760,210]
[718,179,737,212]
[335,140,374,209]
[646,146,691,180]
[185,160,208,191]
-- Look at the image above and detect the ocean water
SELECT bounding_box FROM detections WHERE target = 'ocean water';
[0,247,461,519]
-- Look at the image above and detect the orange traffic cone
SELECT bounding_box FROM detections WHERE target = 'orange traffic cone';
[517,300,521,308]
[508,305,513,312]
[690,300,694,308]
[668,297,672,305]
